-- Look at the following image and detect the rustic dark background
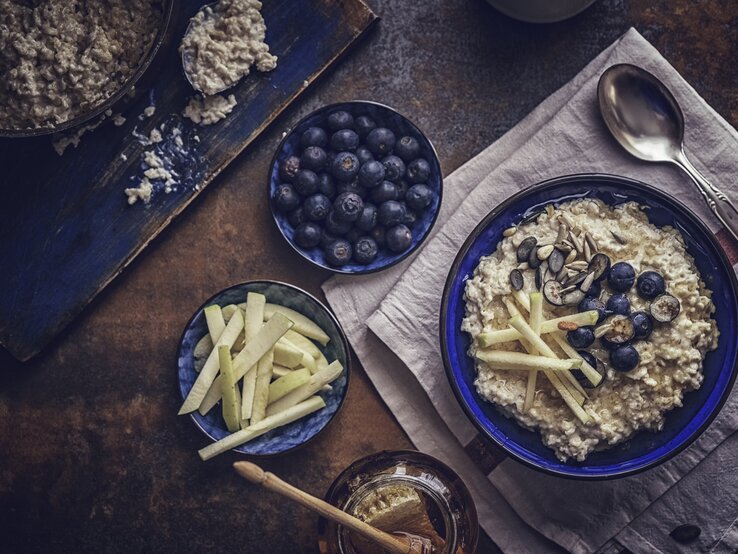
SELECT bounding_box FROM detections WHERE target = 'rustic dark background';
[2,1,737,552]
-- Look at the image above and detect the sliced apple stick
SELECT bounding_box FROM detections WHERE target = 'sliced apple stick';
[231,313,293,383]
[476,350,581,371]
[299,352,316,374]
[204,305,226,342]
[316,352,329,372]
[271,364,294,378]
[284,329,322,359]
[179,310,244,415]
[524,292,543,412]
[268,367,311,404]
[198,396,326,461]
[221,304,240,324]
[218,346,241,432]
[478,310,599,347]
[274,339,304,368]
[241,292,266,420]
[266,361,343,416]
[264,304,330,346]
[502,299,535,353]
[551,333,602,387]
[250,348,274,425]
[508,315,591,424]
[512,288,531,312]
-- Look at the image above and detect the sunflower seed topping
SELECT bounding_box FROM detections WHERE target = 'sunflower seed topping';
[537,244,554,260]
[611,230,628,244]
[503,226,518,237]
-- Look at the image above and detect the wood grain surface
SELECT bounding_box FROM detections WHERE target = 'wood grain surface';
[0,0,377,361]
[2,1,738,552]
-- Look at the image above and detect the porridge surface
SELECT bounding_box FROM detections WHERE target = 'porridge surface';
[462,199,719,461]
[0,0,162,130]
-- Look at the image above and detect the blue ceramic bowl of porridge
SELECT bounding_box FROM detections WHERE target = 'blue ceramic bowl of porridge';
[268,101,442,275]
[441,174,738,479]
[178,280,350,457]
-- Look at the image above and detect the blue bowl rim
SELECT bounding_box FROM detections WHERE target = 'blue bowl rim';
[439,173,738,480]
[176,279,352,458]
[267,100,444,276]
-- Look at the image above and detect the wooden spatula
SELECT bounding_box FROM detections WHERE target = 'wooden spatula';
[233,461,432,554]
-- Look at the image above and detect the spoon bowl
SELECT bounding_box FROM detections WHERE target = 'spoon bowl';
[598,63,738,242]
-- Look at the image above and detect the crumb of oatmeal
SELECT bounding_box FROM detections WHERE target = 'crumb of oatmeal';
[183,94,237,126]
[143,106,156,118]
[113,114,127,126]
[125,179,153,205]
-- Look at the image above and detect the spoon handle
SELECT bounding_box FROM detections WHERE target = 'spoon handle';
[674,149,738,243]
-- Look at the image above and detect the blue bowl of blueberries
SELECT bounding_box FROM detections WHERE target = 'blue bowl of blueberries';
[269,101,443,274]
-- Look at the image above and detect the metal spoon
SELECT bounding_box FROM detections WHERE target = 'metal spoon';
[598,63,738,241]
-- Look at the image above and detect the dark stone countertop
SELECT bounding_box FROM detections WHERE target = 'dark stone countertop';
[1,1,737,552]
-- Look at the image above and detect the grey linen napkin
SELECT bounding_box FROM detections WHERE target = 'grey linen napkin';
[324,29,738,553]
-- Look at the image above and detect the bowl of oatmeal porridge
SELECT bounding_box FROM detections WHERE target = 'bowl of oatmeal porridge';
[440,174,738,479]
[0,0,173,137]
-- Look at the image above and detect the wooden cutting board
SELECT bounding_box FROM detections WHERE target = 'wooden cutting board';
[0,0,378,361]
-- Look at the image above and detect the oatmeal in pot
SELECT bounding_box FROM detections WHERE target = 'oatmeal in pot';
[0,0,163,130]
[461,199,719,461]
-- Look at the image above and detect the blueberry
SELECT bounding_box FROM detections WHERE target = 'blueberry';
[637,271,666,299]
[578,296,606,324]
[294,222,321,248]
[333,192,364,222]
[336,180,367,199]
[325,211,352,235]
[273,183,300,212]
[331,152,360,182]
[370,181,399,204]
[320,228,338,248]
[331,129,360,152]
[406,158,431,184]
[631,311,654,340]
[300,126,328,149]
[326,110,354,131]
[609,262,636,292]
[303,194,331,221]
[300,146,328,171]
[567,326,595,348]
[293,169,319,196]
[278,155,300,182]
[600,314,635,350]
[403,209,418,227]
[572,350,605,389]
[395,136,421,162]
[345,227,362,244]
[353,236,379,265]
[325,239,352,266]
[586,280,602,299]
[371,226,386,247]
[606,293,631,315]
[356,203,378,232]
[610,345,640,372]
[355,115,376,139]
[396,179,409,199]
[317,172,336,198]
[366,127,396,156]
[386,224,413,253]
[382,155,406,182]
[287,206,305,227]
[355,145,374,165]
[358,160,386,188]
[405,184,434,211]
[378,200,406,227]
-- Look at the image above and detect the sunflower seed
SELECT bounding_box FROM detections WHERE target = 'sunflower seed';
[569,230,584,252]
[559,213,576,228]
[585,232,598,253]
[564,249,577,264]
[563,289,585,306]
[610,230,628,245]
[556,223,568,243]
[556,265,568,282]
[548,248,565,273]
[584,240,592,262]
[537,244,554,260]
[565,272,587,287]
[554,241,572,253]
[545,204,555,218]
[580,272,595,293]
[566,261,589,271]
[503,226,518,237]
